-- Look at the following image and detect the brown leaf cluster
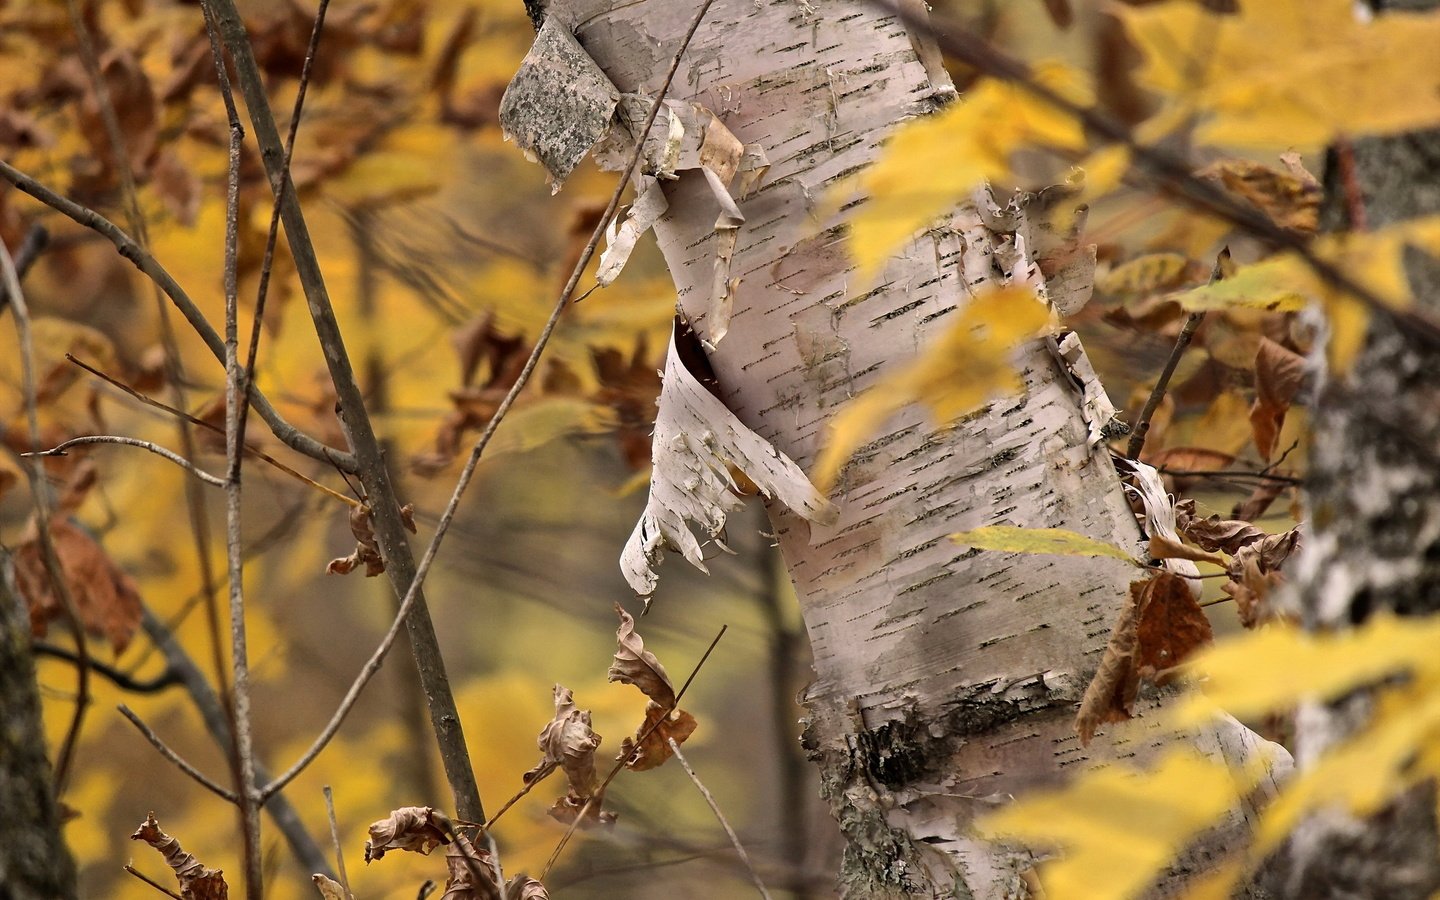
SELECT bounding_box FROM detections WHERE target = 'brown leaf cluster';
[326,502,416,577]
[131,813,228,900]
[1178,499,1300,627]
[1075,571,1212,745]
[609,604,698,770]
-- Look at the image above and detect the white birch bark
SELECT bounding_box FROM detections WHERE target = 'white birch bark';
[507,2,1279,895]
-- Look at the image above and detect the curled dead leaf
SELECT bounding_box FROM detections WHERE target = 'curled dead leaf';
[608,604,676,707]
[443,833,502,900]
[1146,533,1226,568]
[131,812,229,900]
[1197,155,1320,235]
[1249,337,1307,461]
[363,806,452,863]
[1075,580,1143,746]
[525,684,613,827]
[311,875,350,900]
[505,875,550,899]
[327,503,414,577]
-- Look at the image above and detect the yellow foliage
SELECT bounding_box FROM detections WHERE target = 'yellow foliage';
[1119,0,1440,148]
[812,287,1053,490]
[840,64,1089,280]
[980,749,1253,900]
[951,526,1139,564]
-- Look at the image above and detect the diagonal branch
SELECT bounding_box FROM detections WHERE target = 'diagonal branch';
[0,160,358,473]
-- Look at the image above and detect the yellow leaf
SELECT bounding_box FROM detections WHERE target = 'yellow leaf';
[1174,613,1440,726]
[812,287,1051,490]
[841,64,1089,280]
[1172,257,1309,313]
[951,526,1139,564]
[980,750,1248,900]
[1120,0,1440,148]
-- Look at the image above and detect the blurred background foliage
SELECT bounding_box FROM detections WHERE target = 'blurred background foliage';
[0,0,1306,896]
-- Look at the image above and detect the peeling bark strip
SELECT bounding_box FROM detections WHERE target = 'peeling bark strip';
[507,2,1274,895]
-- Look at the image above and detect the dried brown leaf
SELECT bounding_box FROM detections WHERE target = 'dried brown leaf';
[442,833,501,900]
[525,685,602,805]
[1177,508,1268,555]
[1249,337,1307,461]
[546,792,617,829]
[505,875,550,900]
[1075,580,1144,746]
[363,806,452,863]
[608,603,675,707]
[1233,478,1288,522]
[312,874,350,900]
[1223,556,1285,628]
[327,504,383,577]
[131,812,229,900]
[1134,570,1213,674]
[619,701,698,771]
[15,519,142,654]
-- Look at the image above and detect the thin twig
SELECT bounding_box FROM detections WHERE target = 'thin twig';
[1127,250,1228,459]
[323,787,352,898]
[118,705,238,803]
[23,436,228,487]
[207,0,486,823]
[541,624,729,879]
[0,223,48,314]
[1156,468,1302,485]
[256,0,720,812]
[33,642,180,693]
[198,10,264,897]
[669,740,774,900]
[66,355,359,507]
[139,608,334,877]
[878,0,1440,349]
[0,160,357,472]
[0,237,90,795]
[124,864,185,900]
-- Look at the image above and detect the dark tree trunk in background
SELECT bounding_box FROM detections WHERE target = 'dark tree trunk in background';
[0,557,78,900]
[1281,1,1440,896]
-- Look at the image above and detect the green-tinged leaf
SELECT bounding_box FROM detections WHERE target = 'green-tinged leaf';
[839,64,1089,280]
[1173,258,1308,313]
[812,287,1052,490]
[951,526,1138,563]
[980,750,1250,900]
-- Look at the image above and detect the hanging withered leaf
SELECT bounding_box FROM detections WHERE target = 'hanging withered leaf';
[619,701,698,772]
[608,603,676,707]
[524,685,616,828]
[1074,571,1211,745]
[15,519,142,654]
[442,832,502,900]
[621,316,836,599]
[327,503,416,577]
[1248,336,1307,461]
[131,813,229,900]
[363,806,453,862]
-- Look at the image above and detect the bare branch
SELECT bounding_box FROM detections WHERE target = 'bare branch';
[0,159,358,472]
[669,740,774,900]
[32,642,181,694]
[117,705,237,803]
[323,786,352,899]
[23,437,227,487]
[124,865,184,900]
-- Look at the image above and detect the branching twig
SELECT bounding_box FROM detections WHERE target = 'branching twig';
[0,223,48,314]
[139,608,333,877]
[32,642,181,693]
[206,0,487,823]
[254,0,721,814]
[117,705,237,803]
[0,160,357,472]
[1126,250,1228,459]
[669,740,774,900]
[0,237,90,795]
[66,355,359,507]
[23,437,227,487]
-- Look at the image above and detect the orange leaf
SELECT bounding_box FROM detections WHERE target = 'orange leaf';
[15,520,142,654]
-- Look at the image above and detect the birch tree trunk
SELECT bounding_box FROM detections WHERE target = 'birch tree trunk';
[511,2,1278,895]
[1280,2,1440,895]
